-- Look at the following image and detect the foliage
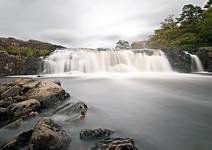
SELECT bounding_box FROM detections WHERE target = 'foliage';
[147,0,212,50]
[115,40,130,49]
[131,41,146,49]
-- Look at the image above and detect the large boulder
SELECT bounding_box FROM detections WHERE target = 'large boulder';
[80,128,114,140]
[24,80,70,108]
[29,117,71,150]
[7,99,40,117]
[92,137,138,150]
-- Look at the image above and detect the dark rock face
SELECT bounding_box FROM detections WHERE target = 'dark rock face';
[29,117,71,150]
[197,47,212,72]
[164,49,191,73]
[0,50,42,76]
[92,137,138,150]
[80,128,114,140]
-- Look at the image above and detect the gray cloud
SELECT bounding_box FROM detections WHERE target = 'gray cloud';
[0,0,208,48]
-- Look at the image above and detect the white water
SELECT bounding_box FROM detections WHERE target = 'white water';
[184,51,204,72]
[43,49,172,74]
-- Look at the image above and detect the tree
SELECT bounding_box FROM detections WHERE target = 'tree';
[204,0,212,9]
[176,4,203,26]
[115,40,130,49]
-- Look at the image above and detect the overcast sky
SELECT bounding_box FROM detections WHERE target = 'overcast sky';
[0,0,207,48]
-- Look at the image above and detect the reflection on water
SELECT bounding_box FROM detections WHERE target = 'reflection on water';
[0,73,212,150]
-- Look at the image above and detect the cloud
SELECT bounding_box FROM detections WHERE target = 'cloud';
[0,0,208,48]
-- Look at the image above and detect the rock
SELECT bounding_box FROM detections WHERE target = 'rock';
[7,99,40,117]
[1,85,22,99]
[48,80,61,86]
[0,130,33,150]
[0,97,13,107]
[53,101,87,121]
[29,117,71,150]
[25,80,69,108]
[197,47,212,72]
[92,137,138,150]
[15,78,34,86]
[80,128,114,140]
[164,48,191,73]
[0,84,10,95]
[0,107,8,122]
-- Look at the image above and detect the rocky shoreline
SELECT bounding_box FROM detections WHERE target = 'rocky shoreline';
[0,79,138,150]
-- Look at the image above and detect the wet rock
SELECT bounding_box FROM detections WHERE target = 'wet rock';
[7,99,40,117]
[80,128,114,140]
[164,48,191,73]
[0,97,13,107]
[1,85,22,99]
[0,84,10,95]
[0,107,8,122]
[0,130,33,150]
[92,137,138,150]
[53,101,87,121]
[29,117,71,150]
[25,80,69,108]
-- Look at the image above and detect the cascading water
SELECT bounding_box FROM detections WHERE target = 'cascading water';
[43,49,172,74]
[184,51,204,72]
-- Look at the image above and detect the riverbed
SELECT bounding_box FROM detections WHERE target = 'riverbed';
[0,73,212,150]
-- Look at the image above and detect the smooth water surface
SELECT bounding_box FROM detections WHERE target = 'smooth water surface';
[0,73,212,150]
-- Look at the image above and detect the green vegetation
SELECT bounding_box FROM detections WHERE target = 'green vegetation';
[147,0,212,50]
[0,37,64,57]
[115,40,130,49]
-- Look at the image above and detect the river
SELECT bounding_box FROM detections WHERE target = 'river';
[0,73,212,150]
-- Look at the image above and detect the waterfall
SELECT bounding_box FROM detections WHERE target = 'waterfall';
[184,51,204,72]
[43,49,172,74]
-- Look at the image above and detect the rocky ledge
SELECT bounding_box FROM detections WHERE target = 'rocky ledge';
[0,78,70,128]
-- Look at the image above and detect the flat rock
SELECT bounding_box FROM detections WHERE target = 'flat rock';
[7,99,40,117]
[92,137,138,150]
[80,128,114,140]
[29,117,71,150]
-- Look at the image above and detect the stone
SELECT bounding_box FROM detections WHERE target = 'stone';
[29,117,71,150]
[0,107,8,122]
[80,128,114,140]
[1,85,22,99]
[92,137,138,150]
[0,97,13,107]
[0,84,10,95]
[25,80,69,108]
[7,99,40,117]
[53,101,87,121]
[0,130,33,150]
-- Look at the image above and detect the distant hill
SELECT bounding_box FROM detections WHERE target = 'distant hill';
[0,37,65,57]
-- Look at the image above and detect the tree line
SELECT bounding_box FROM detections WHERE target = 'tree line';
[146,0,212,50]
